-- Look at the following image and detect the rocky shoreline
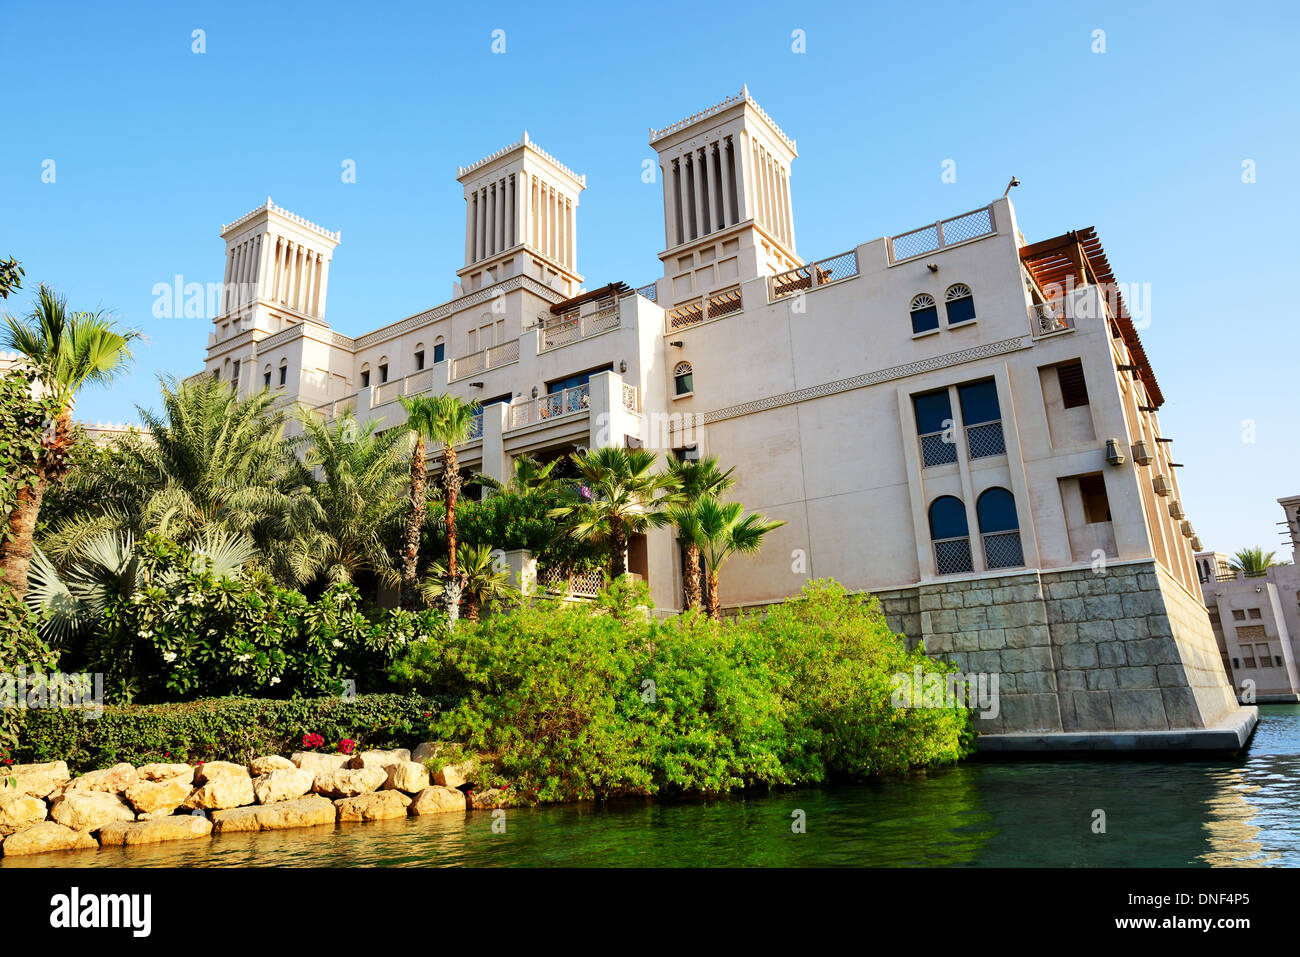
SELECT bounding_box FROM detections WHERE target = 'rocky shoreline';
[0,746,506,858]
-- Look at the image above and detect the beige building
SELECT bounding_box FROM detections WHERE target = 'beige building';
[188,87,1250,750]
[1196,496,1300,703]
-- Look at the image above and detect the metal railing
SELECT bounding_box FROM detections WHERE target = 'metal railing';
[509,382,590,429]
[887,205,996,264]
[1030,301,1074,337]
[540,302,621,352]
[982,530,1024,569]
[451,338,519,381]
[539,565,604,598]
[965,421,1007,459]
[468,412,483,440]
[635,282,658,302]
[769,249,860,301]
[933,537,974,575]
[919,430,958,467]
[666,286,743,331]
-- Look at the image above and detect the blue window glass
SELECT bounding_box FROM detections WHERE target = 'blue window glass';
[976,487,1019,534]
[958,379,1000,425]
[928,496,969,540]
[913,389,952,435]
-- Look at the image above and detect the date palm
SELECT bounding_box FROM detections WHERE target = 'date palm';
[471,454,562,501]
[399,394,480,617]
[665,456,735,611]
[423,543,514,622]
[690,497,785,621]
[549,446,676,579]
[1,285,139,599]
[285,409,410,586]
[1230,547,1284,578]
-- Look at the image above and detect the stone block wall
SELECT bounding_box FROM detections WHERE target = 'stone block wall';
[875,560,1240,735]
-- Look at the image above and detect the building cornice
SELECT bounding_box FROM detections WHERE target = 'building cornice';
[457,132,587,188]
[649,85,797,153]
[221,198,341,243]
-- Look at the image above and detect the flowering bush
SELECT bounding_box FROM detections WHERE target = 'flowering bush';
[301,732,325,750]
[338,738,356,755]
[92,536,446,703]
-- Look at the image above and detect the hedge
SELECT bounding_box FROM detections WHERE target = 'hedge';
[13,693,447,774]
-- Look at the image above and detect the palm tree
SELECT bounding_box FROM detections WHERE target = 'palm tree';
[665,456,735,610]
[423,543,514,622]
[398,394,480,616]
[285,409,410,586]
[691,497,785,620]
[1230,547,1285,578]
[549,447,676,579]
[1,285,139,599]
[40,376,298,573]
[471,454,562,500]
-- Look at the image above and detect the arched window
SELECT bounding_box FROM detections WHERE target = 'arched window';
[977,487,1024,568]
[910,294,939,335]
[378,356,389,384]
[674,361,694,396]
[414,342,425,371]
[945,283,976,325]
[278,358,288,387]
[262,364,272,388]
[359,363,371,389]
[929,496,972,575]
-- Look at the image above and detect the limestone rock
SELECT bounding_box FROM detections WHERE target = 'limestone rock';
[64,762,139,795]
[182,774,254,811]
[433,759,477,790]
[136,763,194,784]
[408,786,467,815]
[193,761,250,786]
[411,741,441,765]
[348,748,411,771]
[249,755,295,775]
[98,815,212,846]
[468,787,508,810]
[0,791,48,837]
[312,767,386,799]
[6,760,70,798]
[253,768,314,805]
[2,821,98,856]
[211,795,336,834]
[335,790,410,823]
[291,751,351,772]
[124,777,193,815]
[383,761,431,794]
[49,791,135,832]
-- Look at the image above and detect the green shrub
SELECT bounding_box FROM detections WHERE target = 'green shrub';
[14,692,446,773]
[390,579,973,805]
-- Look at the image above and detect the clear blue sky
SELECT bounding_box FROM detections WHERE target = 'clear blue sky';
[2,0,1297,556]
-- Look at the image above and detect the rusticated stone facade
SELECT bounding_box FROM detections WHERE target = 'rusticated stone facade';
[875,559,1238,736]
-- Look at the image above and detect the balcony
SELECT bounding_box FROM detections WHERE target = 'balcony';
[666,286,743,332]
[540,299,620,353]
[887,205,996,265]
[509,382,590,429]
[1029,301,1074,338]
[768,250,859,301]
[450,339,519,381]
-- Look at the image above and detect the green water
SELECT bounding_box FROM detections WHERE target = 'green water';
[10,705,1300,867]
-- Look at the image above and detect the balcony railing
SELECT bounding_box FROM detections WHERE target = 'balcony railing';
[538,565,604,599]
[919,430,958,467]
[509,382,590,429]
[666,286,743,331]
[1030,301,1074,337]
[887,205,996,264]
[769,250,859,301]
[635,281,658,302]
[451,338,519,381]
[622,383,638,413]
[965,420,1006,459]
[540,301,620,352]
[468,412,483,440]
[982,530,1024,569]
[934,537,974,576]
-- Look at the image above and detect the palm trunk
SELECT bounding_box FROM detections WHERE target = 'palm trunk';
[609,519,628,579]
[705,569,721,621]
[464,596,480,622]
[0,479,47,602]
[440,445,465,625]
[683,542,703,610]
[400,435,426,609]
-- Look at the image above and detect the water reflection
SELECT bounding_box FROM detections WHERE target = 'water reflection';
[8,706,1300,868]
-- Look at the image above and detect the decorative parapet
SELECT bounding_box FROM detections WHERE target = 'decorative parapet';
[221,198,341,242]
[457,131,587,187]
[649,85,797,152]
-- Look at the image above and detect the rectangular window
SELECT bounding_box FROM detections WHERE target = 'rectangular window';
[360,370,371,388]
[1277,656,1284,667]
[547,364,613,395]
[379,364,388,384]
[415,351,425,371]
[433,343,445,364]
[232,360,240,382]
[1057,361,1089,408]
[1257,644,1273,667]
[1232,609,1246,621]
[1243,651,1257,668]
[913,389,957,467]
[1232,657,1240,669]
[957,379,1000,426]
[911,301,939,335]
[1079,473,1112,524]
[279,367,287,386]
[1248,608,1262,619]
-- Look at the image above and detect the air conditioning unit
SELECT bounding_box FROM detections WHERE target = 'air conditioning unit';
[1131,439,1154,466]
[1153,475,1172,496]
[1169,500,1185,520]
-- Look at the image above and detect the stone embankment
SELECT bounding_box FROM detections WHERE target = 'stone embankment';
[0,745,506,858]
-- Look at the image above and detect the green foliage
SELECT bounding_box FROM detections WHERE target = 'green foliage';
[390,579,973,805]
[89,535,444,703]
[1230,546,1287,577]
[452,489,603,574]
[0,256,23,300]
[0,369,65,553]
[13,692,445,773]
[0,587,56,753]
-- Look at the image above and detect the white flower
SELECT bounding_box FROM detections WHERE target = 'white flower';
[331,639,344,649]
[269,676,281,686]
[162,651,178,663]
[235,653,252,663]
[137,629,153,639]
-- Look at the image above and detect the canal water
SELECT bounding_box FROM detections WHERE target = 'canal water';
[9,705,1299,868]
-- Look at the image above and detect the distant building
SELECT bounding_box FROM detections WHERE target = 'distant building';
[182,87,1247,749]
[1196,496,1300,703]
